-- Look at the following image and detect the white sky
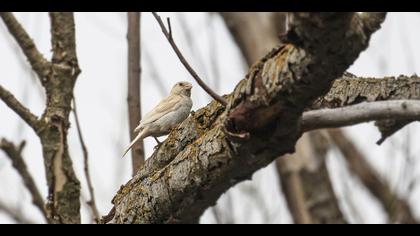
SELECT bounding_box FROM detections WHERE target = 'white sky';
[0,12,419,224]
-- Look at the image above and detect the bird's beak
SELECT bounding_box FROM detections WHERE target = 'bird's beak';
[185,84,192,90]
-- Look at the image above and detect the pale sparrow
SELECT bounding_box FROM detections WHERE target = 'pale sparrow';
[123,81,193,157]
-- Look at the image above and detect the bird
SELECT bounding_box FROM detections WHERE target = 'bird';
[122,81,193,157]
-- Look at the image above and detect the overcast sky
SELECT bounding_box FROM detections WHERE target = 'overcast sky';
[1,12,420,224]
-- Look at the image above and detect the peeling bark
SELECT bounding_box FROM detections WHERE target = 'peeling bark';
[39,13,81,224]
[109,13,386,223]
[1,12,82,224]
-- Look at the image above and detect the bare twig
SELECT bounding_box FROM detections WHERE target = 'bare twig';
[127,12,145,175]
[151,12,227,106]
[0,12,50,80]
[0,138,49,223]
[166,17,172,37]
[0,200,36,224]
[177,12,210,80]
[72,99,100,222]
[0,84,39,132]
[302,100,420,132]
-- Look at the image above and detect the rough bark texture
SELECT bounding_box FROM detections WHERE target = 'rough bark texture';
[109,13,386,223]
[1,12,82,224]
[38,13,81,224]
[312,74,420,143]
[127,12,145,175]
[312,75,420,109]
[328,129,418,224]
[221,12,347,224]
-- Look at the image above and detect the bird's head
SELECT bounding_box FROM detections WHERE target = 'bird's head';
[170,81,192,97]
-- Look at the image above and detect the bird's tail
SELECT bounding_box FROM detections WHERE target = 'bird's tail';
[122,128,146,158]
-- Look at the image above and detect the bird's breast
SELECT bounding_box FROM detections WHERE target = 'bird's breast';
[148,97,192,135]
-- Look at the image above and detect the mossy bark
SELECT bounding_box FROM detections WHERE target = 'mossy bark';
[110,13,386,224]
[312,74,420,143]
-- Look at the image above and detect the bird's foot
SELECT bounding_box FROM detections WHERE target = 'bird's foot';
[153,137,163,150]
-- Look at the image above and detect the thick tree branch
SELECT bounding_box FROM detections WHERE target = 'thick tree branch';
[127,12,145,175]
[151,12,227,106]
[38,12,81,224]
[0,12,51,81]
[109,13,386,223]
[0,138,50,223]
[311,74,420,144]
[0,84,39,132]
[302,100,420,132]
[328,129,418,224]
[311,74,420,109]
[220,12,346,224]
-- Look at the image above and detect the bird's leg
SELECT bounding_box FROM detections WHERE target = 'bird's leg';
[153,137,163,150]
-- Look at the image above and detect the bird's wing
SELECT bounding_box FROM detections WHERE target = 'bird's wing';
[136,94,183,129]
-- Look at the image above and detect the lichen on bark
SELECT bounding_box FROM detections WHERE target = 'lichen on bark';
[110,13,387,224]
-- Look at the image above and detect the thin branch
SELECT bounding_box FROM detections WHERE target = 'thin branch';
[0,138,49,223]
[72,99,100,222]
[166,17,172,37]
[310,74,420,144]
[0,12,50,81]
[177,12,210,80]
[0,84,39,132]
[0,200,36,224]
[151,12,227,106]
[127,12,145,175]
[302,100,420,132]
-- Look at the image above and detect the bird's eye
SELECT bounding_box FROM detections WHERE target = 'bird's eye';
[179,83,184,86]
